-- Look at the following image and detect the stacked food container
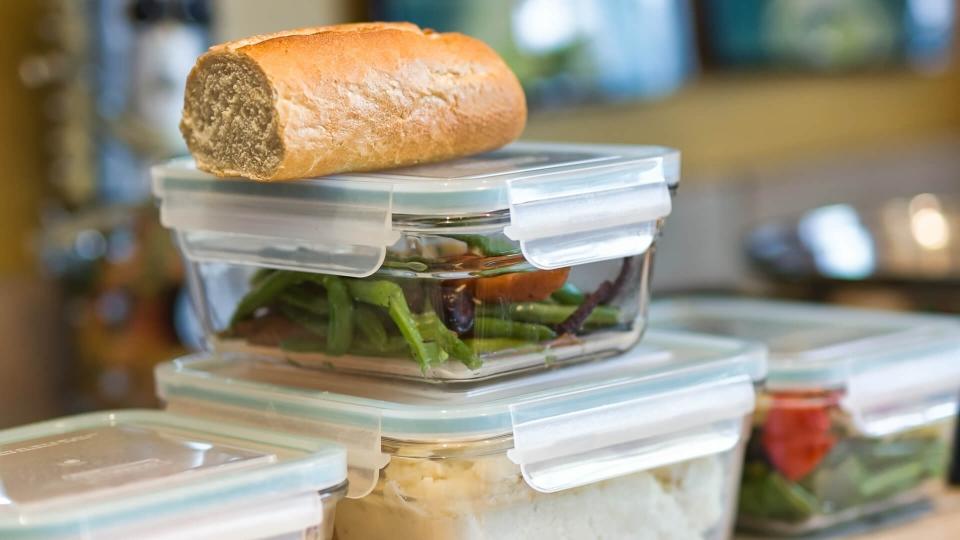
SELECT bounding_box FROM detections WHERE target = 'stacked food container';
[10,138,959,537]
[0,140,779,539]
[5,150,960,538]
[153,142,678,379]
[652,298,960,535]
[140,141,776,539]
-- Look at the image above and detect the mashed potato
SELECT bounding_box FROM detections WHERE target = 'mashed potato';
[335,452,730,540]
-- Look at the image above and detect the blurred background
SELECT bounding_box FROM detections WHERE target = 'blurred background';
[1,0,958,427]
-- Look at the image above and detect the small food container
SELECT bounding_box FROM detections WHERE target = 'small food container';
[0,410,347,540]
[651,298,960,535]
[151,142,678,382]
[155,330,766,540]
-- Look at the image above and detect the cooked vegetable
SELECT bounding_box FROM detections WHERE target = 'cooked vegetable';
[440,280,475,334]
[280,291,330,316]
[226,261,626,373]
[475,268,570,302]
[250,267,277,286]
[347,279,435,369]
[557,257,631,335]
[446,234,519,257]
[314,275,354,355]
[551,283,585,305]
[277,304,328,337]
[475,317,556,341]
[739,390,949,526]
[355,305,388,350]
[415,310,480,369]
[464,337,530,354]
[762,396,837,481]
[477,303,620,327]
[230,270,307,327]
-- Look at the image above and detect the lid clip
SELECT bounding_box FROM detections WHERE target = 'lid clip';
[843,343,960,436]
[503,160,672,269]
[507,373,754,493]
[160,177,399,278]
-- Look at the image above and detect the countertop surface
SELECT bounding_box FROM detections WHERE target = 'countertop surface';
[737,488,960,540]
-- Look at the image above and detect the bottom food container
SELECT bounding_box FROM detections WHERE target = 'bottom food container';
[652,298,960,535]
[155,330,767,540]
[0,410,347,540]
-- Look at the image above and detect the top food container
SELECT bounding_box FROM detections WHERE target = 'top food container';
[152,142,679,382]
[155,329,766,540]
[0,410,347,540]
[651,298,960,535]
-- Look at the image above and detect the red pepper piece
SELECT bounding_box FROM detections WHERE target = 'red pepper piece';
[762,393,838,481]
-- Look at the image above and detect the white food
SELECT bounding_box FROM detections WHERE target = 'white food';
[335,452,729,540]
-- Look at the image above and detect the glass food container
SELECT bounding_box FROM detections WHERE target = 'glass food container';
[651,298,960,535]
[151,142,679,382]
[0,410,346,540]
[155,330,766,540]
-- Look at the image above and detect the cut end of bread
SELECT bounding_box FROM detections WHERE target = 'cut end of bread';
[180,53,281,180]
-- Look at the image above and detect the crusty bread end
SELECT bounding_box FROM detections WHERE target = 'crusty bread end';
[180,22,527,181]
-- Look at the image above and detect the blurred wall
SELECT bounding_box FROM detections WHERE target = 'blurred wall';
[0,3,45,274]
[211,0,362,41]
[0,2,66,426]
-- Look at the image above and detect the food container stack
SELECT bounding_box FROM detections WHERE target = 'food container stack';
[652,298,960,535]
[137,20,773,540]
[7,19,954,540]
[148,133,767,538]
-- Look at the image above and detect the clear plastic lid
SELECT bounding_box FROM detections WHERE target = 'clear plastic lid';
[151,142,679,276]
[651,297,960,435]
[156,330,765,497]
[0,410,347,540]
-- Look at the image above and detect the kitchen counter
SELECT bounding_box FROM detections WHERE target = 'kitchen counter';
[737,487,960,540]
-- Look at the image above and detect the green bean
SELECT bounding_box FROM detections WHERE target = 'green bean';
[350,336,411,357]
[355,305,388,349]
[347,279,435,368]
[474,317,556,341]
[317,275,354,356]
[382,260,430,272]
[464,337,530,354]
[345,279,399,308]
[279,337,326,353]
[249,267,277,286]
[278,304,328,337]
[446,234,519,257]
[280,291,330,316]
[476,264,533,278]
[230,271,307,327]
[551,283,585,305]
[415,311,480,369]
[858,462,925,499]
[265,274,352,355]
[476,302,620,327]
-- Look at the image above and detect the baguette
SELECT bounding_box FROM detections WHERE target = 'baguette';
[180,22,527,181]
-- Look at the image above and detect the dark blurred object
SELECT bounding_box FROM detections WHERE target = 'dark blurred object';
[371,0,698,108]
[40,205,199,411]
[701,0,955,72]
[747,194,960,312]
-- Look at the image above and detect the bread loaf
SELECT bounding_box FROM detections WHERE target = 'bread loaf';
[180,22,527,181]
